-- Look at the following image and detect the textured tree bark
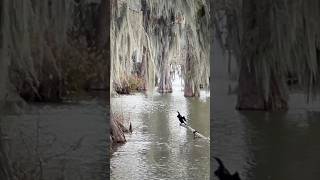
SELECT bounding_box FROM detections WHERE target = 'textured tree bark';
[236,61,288,111]
[236,60,267,110]
[157,35,172,93]
[110,117,126,144]
[140,46,148,90]
[184,56,200,97]
[96,0,108,49]
[236,0,288,111]
[0,0,8,119]
[107,0,111,100]
[97,0,111,101]
[266,71,288,110]
[184,36,200,97]
[0,2,12,175]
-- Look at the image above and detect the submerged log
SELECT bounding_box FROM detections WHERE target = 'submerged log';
[180,123,210,142]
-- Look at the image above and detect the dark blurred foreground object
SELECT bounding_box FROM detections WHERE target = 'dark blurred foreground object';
[177,111,187,125]
[214,157,241,180]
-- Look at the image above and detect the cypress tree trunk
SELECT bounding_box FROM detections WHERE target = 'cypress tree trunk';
[236,60,266,110]
[184,37,200,97]
[0,4,12,173]
[158,35,172,93]
[96,0,108,49]
[184,35,200,97]
[236,60,288,111]
[95,0,110,100]
[236,0,288,111]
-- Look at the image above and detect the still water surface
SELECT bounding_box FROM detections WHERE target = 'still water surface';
[1,93,108,179]
[212,79,320,180]
[111,80,210,180]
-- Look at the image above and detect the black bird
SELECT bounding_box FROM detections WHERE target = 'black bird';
[177,111,187,125]
[214,157,241,180]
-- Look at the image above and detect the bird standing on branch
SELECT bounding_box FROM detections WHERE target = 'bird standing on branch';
[177,111,187,125]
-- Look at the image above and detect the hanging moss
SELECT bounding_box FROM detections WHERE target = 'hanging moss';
[111,0,211,96]
[214,0,320,110]
[0,0,110,101]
